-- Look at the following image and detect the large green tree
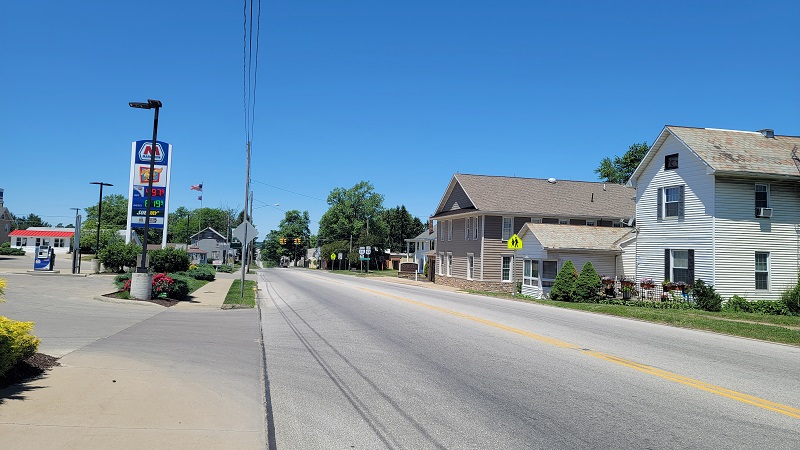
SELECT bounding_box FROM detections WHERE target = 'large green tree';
[167,206,238,244]
[383,205,425,253]
[319,181,386,255]
[277,210,311,264]
[13,213,51,230]
[84,194,129,230]
[594,142,650,184]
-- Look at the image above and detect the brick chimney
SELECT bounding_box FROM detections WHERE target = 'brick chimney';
[428,218,434,234]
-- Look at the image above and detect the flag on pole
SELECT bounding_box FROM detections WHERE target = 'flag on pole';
[191,182,203,192]
[198,195,202,201]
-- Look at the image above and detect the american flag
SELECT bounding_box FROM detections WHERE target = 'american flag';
[198,195,203,201]
[190,183,203,192]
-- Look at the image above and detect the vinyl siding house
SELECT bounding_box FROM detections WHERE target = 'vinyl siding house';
[628,126,800,300]
[189,227,229,265]
[431,173,636,293]
[404,223,436,274]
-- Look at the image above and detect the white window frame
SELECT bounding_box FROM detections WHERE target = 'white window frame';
[541,260,558,288]
[472,217,479,240]
[671,250,690,284]
[501,255,513,282]
[502,217,513,241]
[467,253,474,280]
[558,219,569,225]
[465,217,470,240]
[664,186,682,218]
[755,252,769,290]
[53,238,65,247]
[447,220,452,241]
[446,252,453,276]
[523,259,538,287]
[438,252,444,275]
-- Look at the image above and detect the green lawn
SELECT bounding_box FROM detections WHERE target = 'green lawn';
[224,280,257,307]
[464,290,800,346]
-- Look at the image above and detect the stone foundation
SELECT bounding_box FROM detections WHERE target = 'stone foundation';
[434,276,515,294]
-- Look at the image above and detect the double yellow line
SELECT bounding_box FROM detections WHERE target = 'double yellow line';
[356,285,800,420]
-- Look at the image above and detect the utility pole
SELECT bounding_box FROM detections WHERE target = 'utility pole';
[240,141,251,298]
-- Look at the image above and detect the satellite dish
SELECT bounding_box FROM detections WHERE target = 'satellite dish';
[547,177,557,184]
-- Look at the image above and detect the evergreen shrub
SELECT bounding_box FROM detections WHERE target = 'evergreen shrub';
[550,260,578,302]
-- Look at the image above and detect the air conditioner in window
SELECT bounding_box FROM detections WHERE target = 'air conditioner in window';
[756,207,773,218]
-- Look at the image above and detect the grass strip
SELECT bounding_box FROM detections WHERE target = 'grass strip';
[224,279,257,307]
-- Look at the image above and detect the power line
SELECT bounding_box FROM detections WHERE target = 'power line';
[250,178,328,202]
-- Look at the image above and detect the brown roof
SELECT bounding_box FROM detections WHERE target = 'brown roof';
[434,173,635,220]
[519,223,634,252]
[642,126,800,179]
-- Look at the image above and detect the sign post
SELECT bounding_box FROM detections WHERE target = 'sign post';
[507,234,523,295]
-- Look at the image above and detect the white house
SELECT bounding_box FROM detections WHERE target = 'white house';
[517,223,635,298]
[627,126,800,300]
[9,227,75,254]
[404,223,436,273]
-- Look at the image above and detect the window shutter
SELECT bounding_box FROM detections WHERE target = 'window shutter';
[657,188,663,219]
[688,249,695,284]
[678,185,685,219]
[664,249,671,281]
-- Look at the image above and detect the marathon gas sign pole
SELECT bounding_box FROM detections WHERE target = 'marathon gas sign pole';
[125,140,172,248]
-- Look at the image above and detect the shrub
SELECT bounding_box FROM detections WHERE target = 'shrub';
[0,316,40,377]
[781,278,800,315]
[163,273,191,299]
[216,264,234,273]
[574,261,602,303]
[184,264,215,281]
[550,260,578,302]
[98,242,141,273]
[723,295,751,312]
[692,279,722,312]
[114,272,132,289]
[423,262,428,277]
[0,242,8,248]
[0,247,25,256]
[149,248,190,273]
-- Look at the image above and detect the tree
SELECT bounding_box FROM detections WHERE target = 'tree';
[277,210,311,264]
[574,261,602,303]
[594,142,650,184]
[260,230,282,265]
[13,213,51,230]
[383,206,425,253]
[84,194,129,229]
[319,181,386,260]
[549,260,578,302]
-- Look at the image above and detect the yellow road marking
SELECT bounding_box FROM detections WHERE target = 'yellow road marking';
[349,285,800,420]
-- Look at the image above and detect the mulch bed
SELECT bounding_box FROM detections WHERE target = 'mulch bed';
[0,353,60,390]
[102,291,181,307]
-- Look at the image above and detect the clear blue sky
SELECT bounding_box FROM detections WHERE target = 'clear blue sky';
[2,1,798,237]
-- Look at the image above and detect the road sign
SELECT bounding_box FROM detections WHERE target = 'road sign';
[338,252,343,260]
[365,247,372,255]
[233,220,258,244]
[359,246,365,255]
[330,253,336,260]
[359,257,369,261]
[507,233,523,250]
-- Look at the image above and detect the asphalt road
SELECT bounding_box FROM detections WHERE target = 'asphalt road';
[259,268,800,450]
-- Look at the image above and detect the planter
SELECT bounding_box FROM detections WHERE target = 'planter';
[604,286,616,297]
[640,283,655,289]
[622,289,633,300]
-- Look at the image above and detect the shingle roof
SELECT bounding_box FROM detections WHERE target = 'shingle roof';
[519,223,633,252]
[406,226,436,242]
[661,126,800,178]
[434,173,635,219]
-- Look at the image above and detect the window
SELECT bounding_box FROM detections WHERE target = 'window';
[447,220,452,241]
[35,238,41,247]
[472,217,479,240]
[755,184,769,217]
[465,218,471,240]
[658,186,685,219]
[467,254,474,280]
[438,252,444,275]
[559,219,569,225]
[542,261,558,287]
[15,237,27,246]
[755,252,769,290]
[671,250,690,284]
[53,238,65,247]
[665,153,679,170]
[439,223,444,241]
[501,256,513,281]
[446,253,453,276]
[502,217,513,240]
[569,219,587,226]
[523,259,539,286]
[541,218,559,224]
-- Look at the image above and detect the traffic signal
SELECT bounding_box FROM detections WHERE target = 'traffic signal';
[279,237,286,245]
[294,237,301,244]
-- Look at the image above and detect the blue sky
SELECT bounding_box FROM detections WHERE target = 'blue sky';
[2,1,798,236]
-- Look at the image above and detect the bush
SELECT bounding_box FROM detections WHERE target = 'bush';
[692,279,722,312]
[574,261,602,303]
[163,273,191,299]
[0,247,25,256]
[148,248,190,273]
[216,264,234,273]
[423,262,428,277]
[114,272,132,289]
[0,242,8,248]
[118,272,190,299]
[781,279,800,315]
[98,242,141,273]
[183,264,215,281]
[550,260,578,302]
[0,317,41,377]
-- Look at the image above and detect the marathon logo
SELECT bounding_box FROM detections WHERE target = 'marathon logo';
[138,142,165,163]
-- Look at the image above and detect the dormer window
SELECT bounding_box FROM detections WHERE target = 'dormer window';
[665,153,679,170]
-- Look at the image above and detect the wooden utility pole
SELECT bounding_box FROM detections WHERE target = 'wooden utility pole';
[240,141,251,298]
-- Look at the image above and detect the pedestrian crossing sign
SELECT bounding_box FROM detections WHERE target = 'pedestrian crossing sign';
[507,234,523,250]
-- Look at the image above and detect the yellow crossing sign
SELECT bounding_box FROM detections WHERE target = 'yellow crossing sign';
[330,253,337,260]
[507,234,523,250]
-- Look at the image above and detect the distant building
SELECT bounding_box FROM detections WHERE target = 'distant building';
[0,188,11,244]
[9,227,75,254]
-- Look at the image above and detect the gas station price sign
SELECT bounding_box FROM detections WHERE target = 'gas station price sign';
[127,140,172,230]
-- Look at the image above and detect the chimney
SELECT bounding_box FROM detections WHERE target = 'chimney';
[758,129,775,138]
[0,187,4,208]
[428,218,434,234]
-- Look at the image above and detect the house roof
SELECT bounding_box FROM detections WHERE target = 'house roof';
[631,126,800,182]
[187,247,207,254]
[433,173,635,220]
[519,223,634,252]
[190,227,227,240]
[10,228,74,238]
[405,225,436,242]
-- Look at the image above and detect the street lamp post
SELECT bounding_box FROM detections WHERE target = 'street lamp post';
[89,182,113,256]
[128,99,162,273]
[128,99,162,300]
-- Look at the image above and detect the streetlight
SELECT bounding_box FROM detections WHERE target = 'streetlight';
[89,182,113,256]
[128,99,162,274]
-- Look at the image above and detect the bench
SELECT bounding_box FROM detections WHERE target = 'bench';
[398,262,419,280]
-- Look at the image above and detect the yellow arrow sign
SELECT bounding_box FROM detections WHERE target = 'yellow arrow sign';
[507,233,523,250]
[330,253,337,260]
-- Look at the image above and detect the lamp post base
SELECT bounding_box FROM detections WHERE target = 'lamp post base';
[130,272,153,300]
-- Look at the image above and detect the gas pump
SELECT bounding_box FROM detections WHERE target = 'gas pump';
[34,245,52,271]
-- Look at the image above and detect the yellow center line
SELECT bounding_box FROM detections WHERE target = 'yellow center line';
[349,284,800,420]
